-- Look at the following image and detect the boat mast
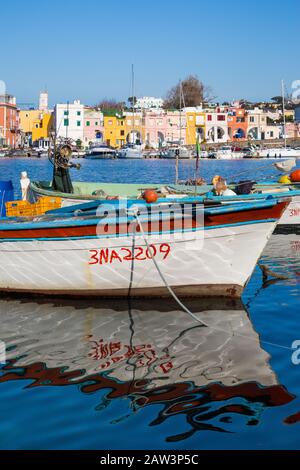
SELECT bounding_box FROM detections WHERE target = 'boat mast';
[132,64,135,144]
[281,79,287,149]
[175,81,182,185]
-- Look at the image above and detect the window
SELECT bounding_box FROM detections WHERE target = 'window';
[86,121,90,126]
[236,117,245,123]
[108,120,113,125]
[250,116,255,123]
[77,111,81,116]
[217,115,225,121]
[207,115,212,121]
[77,121,81,126]
[270,131,274,137]
[95,121,98,125]
[116,139,119,145]
[120,130,125,136]
[64,119,69,126]
[64,111,69,116]
[35,124,39,128]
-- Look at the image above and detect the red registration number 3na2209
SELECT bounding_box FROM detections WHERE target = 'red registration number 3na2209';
[89,243,171,265]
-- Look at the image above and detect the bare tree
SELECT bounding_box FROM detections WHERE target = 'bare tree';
[163,75,214,109]
[95,99,126,113]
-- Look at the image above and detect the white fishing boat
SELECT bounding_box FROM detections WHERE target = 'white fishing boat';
[214,146,244,160]
[117,143,143,159]
[160,145,192,159]
[85,143,116,159]
[0,198,287,298]
[251,147,300,158]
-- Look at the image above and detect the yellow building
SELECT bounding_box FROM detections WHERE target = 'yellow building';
[32,113,53,142]
[19,110,53,143]
[19,110,41,134]
[185,111,206,145]
[104,112,144,148]
[103,115,126,148]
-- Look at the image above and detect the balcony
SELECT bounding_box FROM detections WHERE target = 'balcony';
[0,94,16,106]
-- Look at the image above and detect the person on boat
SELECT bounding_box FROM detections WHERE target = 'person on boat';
[212,176,237,197]
[52,144,80,194]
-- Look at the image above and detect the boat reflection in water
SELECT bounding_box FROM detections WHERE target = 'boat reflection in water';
[0,297,294,442]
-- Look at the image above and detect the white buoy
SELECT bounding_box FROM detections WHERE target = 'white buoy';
[274,158,296,173]
[20,171,31,201]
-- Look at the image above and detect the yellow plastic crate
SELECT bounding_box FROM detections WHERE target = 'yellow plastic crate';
[5,197,62,217]
[5,200,36,217]
[35,196,62,215]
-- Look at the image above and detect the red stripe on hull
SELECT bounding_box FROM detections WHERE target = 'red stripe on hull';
[0,201,288,239]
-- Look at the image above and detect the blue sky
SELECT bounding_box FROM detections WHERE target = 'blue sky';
[1,0,299,106]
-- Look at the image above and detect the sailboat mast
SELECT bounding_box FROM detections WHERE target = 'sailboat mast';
[132,64,135,144]
[281,79,287,149]
[179,82,182,144]
[175,81,181,185]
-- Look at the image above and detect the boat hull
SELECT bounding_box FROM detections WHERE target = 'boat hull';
[254,148,300,158]
[0,221,275,298]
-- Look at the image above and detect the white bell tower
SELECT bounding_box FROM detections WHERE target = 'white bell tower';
[39,91,48,111]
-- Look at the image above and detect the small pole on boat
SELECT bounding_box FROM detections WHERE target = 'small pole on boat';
[194,134,200,195]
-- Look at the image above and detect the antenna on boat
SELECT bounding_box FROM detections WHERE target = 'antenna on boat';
[281,79,287,150]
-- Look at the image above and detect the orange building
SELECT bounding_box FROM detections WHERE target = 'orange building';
[0,94,19,148]
[227,108,248,141]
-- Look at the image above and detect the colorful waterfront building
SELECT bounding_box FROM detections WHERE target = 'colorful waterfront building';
[247,108,280,140]
[185,109,206,145]
[124,112,143,145]
[143,110,168,148]
[103,112,143,148]
[103,115,126,148]
[19,109,53,146]
[143,110,186,148]
[227,107,248,141]
[205,109,228,143]
[83,107,104,147]
[285,122,300,139]
[0,94,19,148]
[31,112,53,143]
[54,100,84,145]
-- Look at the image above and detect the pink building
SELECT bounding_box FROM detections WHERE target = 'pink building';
[144,110,186,148]
[83,107,104,147]
[286,122,300,139]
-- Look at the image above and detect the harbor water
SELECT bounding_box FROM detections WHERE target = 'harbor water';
[0,157,300,450]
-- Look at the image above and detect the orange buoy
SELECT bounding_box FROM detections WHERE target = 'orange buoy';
[290,169,300,183]
[143,189,158,203]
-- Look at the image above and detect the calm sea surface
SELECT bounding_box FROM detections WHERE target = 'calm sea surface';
[0,157,300,450]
